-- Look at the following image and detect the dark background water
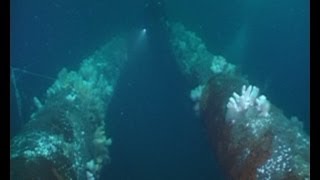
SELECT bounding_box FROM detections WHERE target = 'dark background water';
[10,0,309,179]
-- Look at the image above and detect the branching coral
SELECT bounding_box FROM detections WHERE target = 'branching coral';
[226,85,271,123]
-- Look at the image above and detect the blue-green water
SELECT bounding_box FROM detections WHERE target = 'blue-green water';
[10,0,309,179]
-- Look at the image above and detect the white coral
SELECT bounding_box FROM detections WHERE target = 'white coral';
[226,85,271,122]
[256,95,270,117]
[227,85,259,112]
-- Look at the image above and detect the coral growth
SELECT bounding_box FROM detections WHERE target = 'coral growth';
[168,22,235,84]
[11,37,128,180]
[168,22,309,180]
[226,85,271,123]
[210,55,235,74]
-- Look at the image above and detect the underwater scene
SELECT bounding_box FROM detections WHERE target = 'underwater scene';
[10,0,309,179]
